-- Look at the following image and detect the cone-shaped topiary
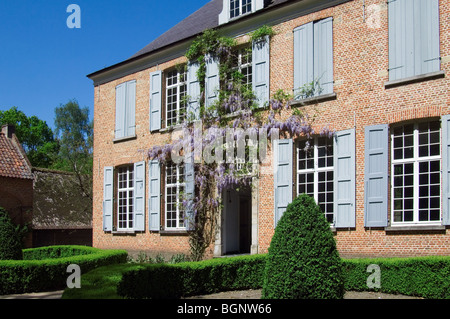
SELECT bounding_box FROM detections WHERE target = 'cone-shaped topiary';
[0,207,23,260]
[262,194,344,299]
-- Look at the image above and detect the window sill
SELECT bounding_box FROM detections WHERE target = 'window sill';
[113,135,137,144]
[384,70,445,89]
[290,92,337,107]
[111,230,136,235]
[385,225,446,233]
[159,229,189,236]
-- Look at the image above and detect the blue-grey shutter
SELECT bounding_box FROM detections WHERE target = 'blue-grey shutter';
[442,115,450,226]
[187,61,201,119]
[252,35,270,108]
[364,125,389,227]
[149,160,161,231]
[133,161,145,231]
[274,138,293,227]
[103,166,114,232]
[418,0,440,75]
[333,129,356,228]
[184,160,195,230]
[126,80,136,137]
[115,83,126,139]
[149,71,162,131]
[205,54,220,109]
[388,0,410,80]
[293,22,313,98]
[314,17,333,95]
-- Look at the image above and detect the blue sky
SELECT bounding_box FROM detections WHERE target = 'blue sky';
[0,0,210,129]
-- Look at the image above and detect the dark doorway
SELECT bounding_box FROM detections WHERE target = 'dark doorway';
[239,197,251,254]
[223,188,252,255]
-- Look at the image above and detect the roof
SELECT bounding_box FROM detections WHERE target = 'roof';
[32,168,92,230]
[0,131,33,180]
[88,0,291,78]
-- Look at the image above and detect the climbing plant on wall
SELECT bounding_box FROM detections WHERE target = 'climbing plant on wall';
[148,26,333,261]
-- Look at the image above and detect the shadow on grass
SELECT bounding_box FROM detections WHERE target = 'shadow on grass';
[62,263,142,299]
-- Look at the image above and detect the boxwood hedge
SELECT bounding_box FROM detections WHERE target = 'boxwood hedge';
[117,254,450,299]
[117,254,267,299]
[0,245,128,295]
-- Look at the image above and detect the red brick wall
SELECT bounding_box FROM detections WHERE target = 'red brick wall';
[0,176,33,248]
[92,0,450,258]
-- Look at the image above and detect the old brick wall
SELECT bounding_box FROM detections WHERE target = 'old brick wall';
[92,0,450,258]
[0,176,34,248]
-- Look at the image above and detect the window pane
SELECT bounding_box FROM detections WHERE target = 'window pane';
[392,121,442,224]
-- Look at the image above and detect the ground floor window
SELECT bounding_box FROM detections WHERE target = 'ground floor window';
[117,165,134,230]
[165,163,186,230]
[391,120,441,225]
[297,137,334,223]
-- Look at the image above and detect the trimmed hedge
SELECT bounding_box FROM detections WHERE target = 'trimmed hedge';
[117,254,266,299]
[343,256,450,299]
[0,245,128,295]
[262,194,344,299]
[116,254,450,299]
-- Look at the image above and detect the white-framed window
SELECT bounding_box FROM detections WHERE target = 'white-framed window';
[166,69,187,127]
[230,46,252,87]
[391,120,441,225]
[297,137,334,223]
[230,0,252,19]
[165,163,186,230]
[117,165,134,230]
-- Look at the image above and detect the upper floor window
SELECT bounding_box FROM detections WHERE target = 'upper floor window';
[166,69,187,127]
[391,120,441,225]
[115,80,136,139]
[230,0,251,19]
[219,0,264,25]
[388,0,440,81]
[293,17,333,99]
[230,45,252,87]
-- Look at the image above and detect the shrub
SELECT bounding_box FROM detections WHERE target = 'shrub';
[0,207,23,260]
[0,245,128,295]
[343,256,450,299]
[262,194,344,299]
[117,254,266,299]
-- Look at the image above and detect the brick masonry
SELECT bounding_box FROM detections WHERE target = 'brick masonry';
[92,0,450,258]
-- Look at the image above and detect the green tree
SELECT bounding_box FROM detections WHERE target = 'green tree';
[52,99,93,199]
[0,107,59,168]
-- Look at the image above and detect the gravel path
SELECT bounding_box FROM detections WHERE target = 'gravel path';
[0,289,422,299]
[187,289,423,299]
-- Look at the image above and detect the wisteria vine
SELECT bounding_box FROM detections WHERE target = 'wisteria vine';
[147,28,334,260]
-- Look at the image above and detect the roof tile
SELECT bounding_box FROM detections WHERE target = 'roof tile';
[0,132,33,180]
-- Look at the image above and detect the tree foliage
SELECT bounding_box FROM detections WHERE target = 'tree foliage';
[52,99,93,199]
[0,106,58,168]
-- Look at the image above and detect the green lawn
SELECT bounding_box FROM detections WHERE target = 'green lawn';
[61,263,141,299]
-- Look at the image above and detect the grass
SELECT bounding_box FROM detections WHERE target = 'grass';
[61,263,141,299]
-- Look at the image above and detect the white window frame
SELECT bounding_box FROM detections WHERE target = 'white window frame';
[229,0,252,19]
[117,165,134,231]
[232,46,252,87]
[296,137,334,223]
[390,121,442,226]
[219,0,264,25]
[166,68,187,127]
[165,163,186,230]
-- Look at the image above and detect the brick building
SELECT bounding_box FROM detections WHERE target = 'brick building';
[88,0,450,258]
[0,124,34,248]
